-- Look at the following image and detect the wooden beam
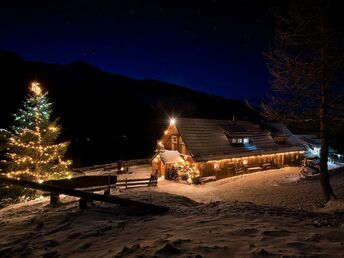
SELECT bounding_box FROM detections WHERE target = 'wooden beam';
[116,182,157,187]
[117,178,157,183]
[44,175,117,189]
[0,176,168,214]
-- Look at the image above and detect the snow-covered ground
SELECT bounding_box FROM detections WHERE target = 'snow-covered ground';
[156,166,344,210]
[1,165,344,257]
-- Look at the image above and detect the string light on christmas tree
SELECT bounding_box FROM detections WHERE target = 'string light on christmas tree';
[177,161,200,181]
[48,126,58,132]
[31,81,42,96]
[4,81,72,182]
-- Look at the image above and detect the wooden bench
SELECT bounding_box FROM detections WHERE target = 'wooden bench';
[261,163,272,170]
[235,167,244,174]
[247,166,262,172]
[199,176,217,184]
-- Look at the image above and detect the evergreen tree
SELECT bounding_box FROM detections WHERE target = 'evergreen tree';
[4,82,71,182]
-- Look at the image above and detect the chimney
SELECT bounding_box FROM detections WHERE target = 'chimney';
[232,114,236,125]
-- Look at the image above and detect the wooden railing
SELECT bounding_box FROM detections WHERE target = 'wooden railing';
[116,176,158,189]
[0,176,167,213]
[72,159,150,173]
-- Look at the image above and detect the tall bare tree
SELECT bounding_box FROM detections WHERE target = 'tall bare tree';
[263,0,344,202]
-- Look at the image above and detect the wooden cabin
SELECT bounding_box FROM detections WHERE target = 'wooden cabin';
[152,118,305,180]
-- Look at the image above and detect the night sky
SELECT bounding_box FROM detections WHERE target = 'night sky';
[0,0,273,101]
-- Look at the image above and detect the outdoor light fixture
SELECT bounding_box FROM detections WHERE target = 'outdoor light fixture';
[170,118,176,125]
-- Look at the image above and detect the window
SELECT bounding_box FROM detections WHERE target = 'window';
[230,137,250,145]
[171,135,178,150]
[273,136,287,144]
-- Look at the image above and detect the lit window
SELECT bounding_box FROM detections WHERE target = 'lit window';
[237,138,242,143]
[172,136,178,144]
[232,139,237,144]
[243,138,249,144]
[243,160,248,165]
[214,163,220,171]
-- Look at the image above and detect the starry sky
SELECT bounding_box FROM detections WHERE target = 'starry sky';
[0,0,273,101]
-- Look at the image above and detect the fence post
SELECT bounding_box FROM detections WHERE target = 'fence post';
[50,192,60,207]
[104,175,111,196]
[79,198,87,210]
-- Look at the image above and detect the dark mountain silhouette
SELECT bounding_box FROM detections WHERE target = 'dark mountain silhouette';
[0,50,258,167]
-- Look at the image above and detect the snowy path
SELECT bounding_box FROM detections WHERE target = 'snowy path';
[85,164,344,210]
[156,166,344,210]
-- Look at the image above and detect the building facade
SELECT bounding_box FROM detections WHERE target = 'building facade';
[152,118,305,180]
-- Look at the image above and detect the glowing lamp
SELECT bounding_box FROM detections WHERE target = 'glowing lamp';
[38,179,44,184]
[170,118,176,125]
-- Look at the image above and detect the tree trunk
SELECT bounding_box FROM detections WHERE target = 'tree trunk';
[319,129,336,202]
[318,15,336,203]
[319,83,336,202]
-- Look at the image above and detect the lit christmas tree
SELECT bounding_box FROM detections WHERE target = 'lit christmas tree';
[177,162,200,181]
[4,82,72,182]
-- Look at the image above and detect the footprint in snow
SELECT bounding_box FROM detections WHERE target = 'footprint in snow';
[67,232,81,239]
[43,239,60,248]
[262,230,290,237]
[79,242,92,251]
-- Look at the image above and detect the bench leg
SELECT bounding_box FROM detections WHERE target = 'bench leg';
[104,189,110,196]
[79,198,88,210]
[50,193,60,207]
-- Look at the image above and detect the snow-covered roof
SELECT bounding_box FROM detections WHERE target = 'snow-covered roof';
[159,150,184,164]
[174,118,305,162]
[296,134,337,153]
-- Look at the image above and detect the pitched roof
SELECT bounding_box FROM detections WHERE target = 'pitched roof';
[295,134,337,154]
[175,118,304,162]
[159,150,184,164]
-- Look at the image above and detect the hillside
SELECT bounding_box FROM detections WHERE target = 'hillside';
[0,50,257,166]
